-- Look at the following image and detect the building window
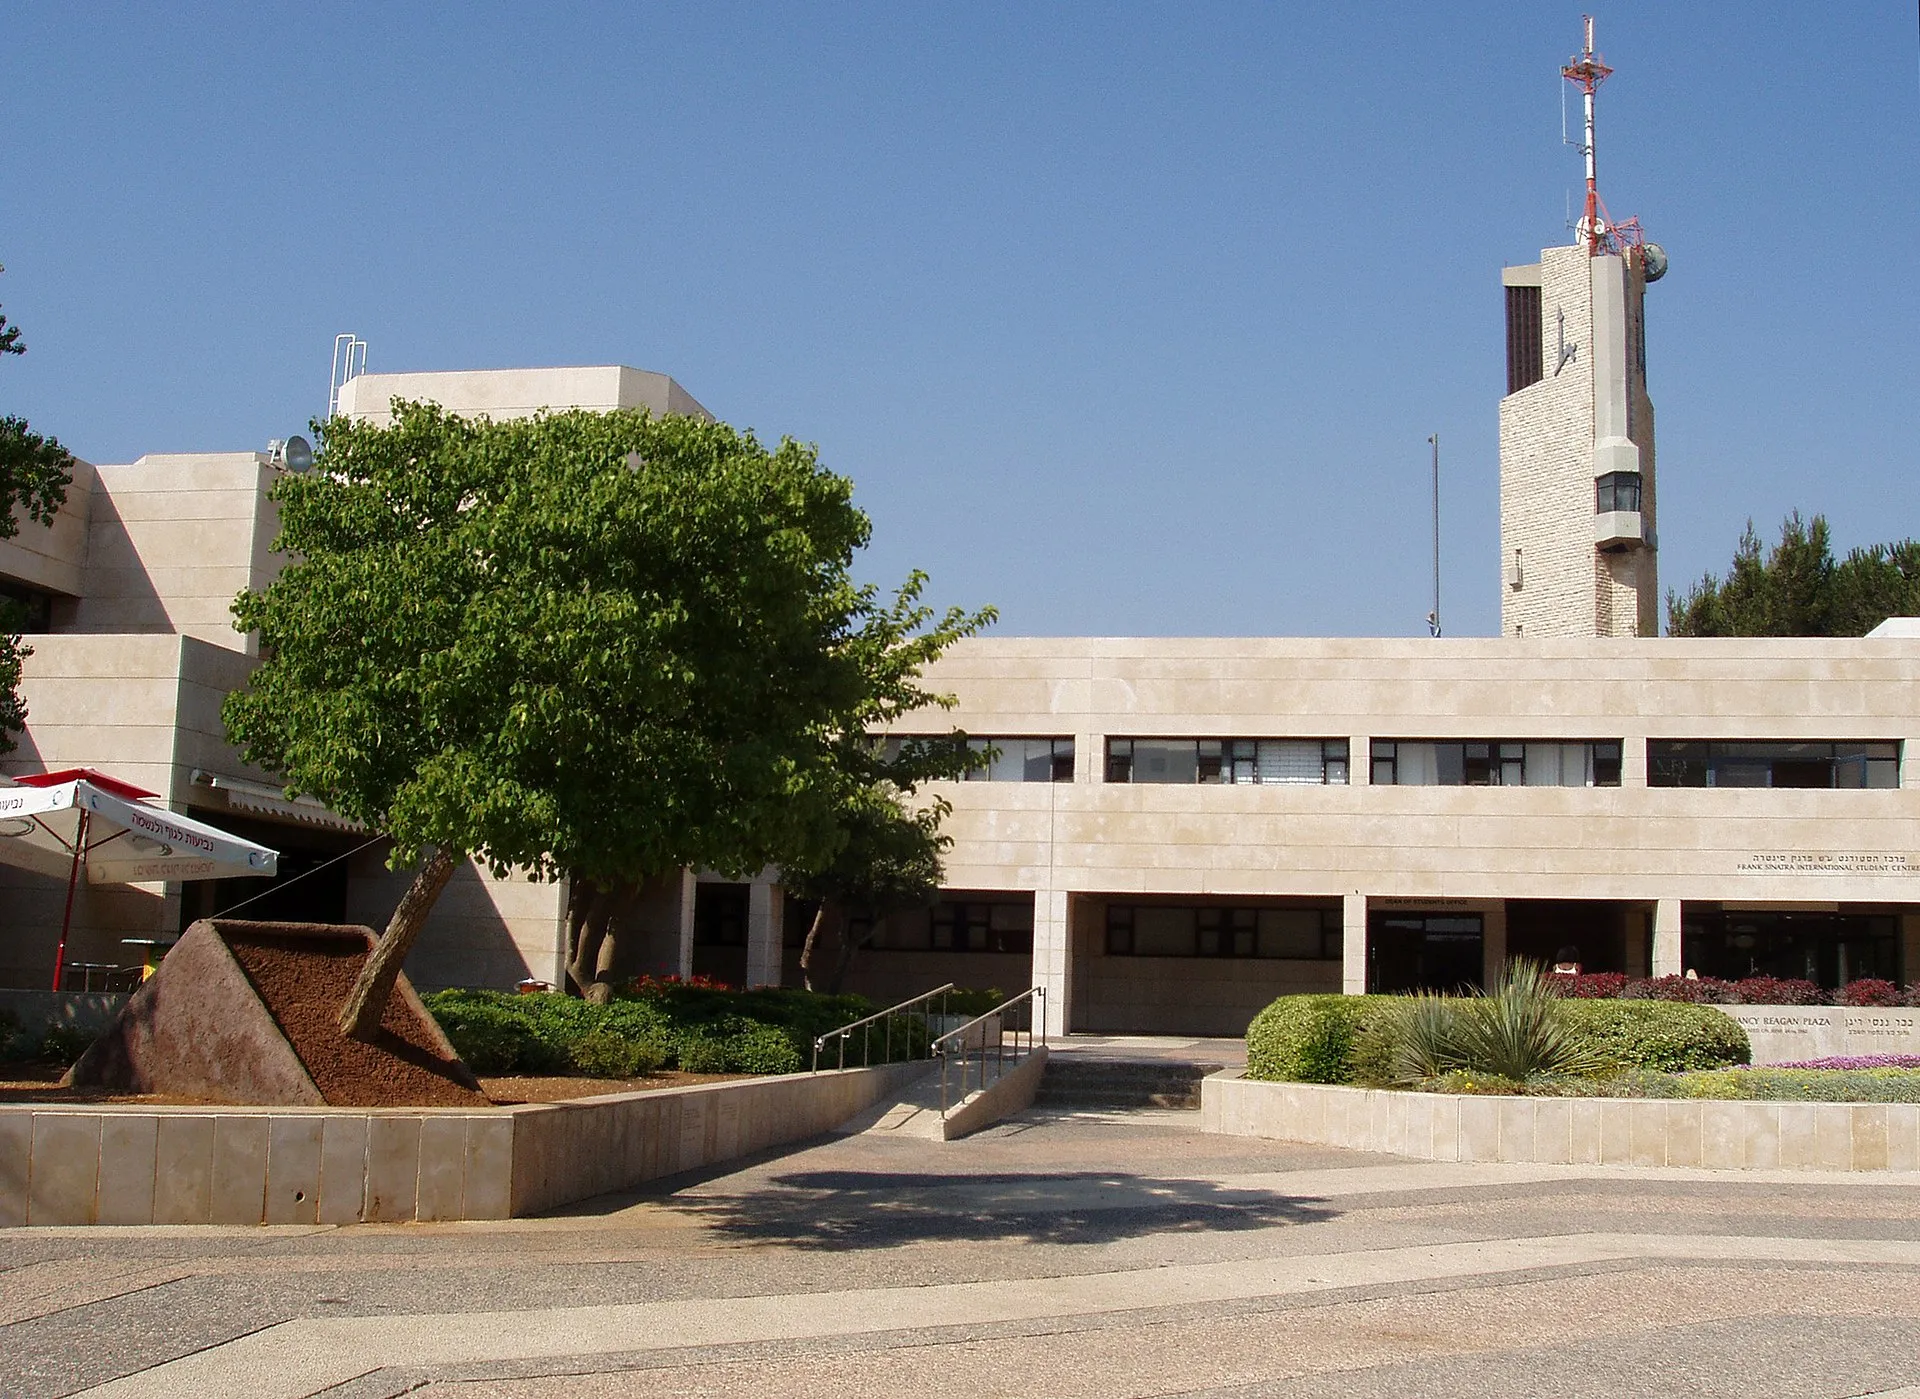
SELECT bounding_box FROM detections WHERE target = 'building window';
[926,900,1034,954]
[1649,741,1900,790]
[1104,903,1341,959]
[1104,739,1349,785]
[1371,740,1622,787]
[1505,283,1543,394]
[0,579,55,634]
[1595,471,1642,513]
[879,736,1073,782]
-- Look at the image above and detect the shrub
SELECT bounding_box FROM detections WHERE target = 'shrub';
[1906,982,1920,1008]
[1359,994,1462,1085]
[1246,995,1390,1083]
[1840,979,1902,1008]
[429,999,559,1075]
[1729,976,1823,1006]
[1550,972,1630,999]
[567,1029,665,1079]
[1621,975,1737,1004]
[1449,962,1608,1082]
[37,1025,95,1066]
[675,1016,802,1075]
[1558,999,1749,1072]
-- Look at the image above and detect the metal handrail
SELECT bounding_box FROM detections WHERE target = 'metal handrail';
[811,982,957,1072]
[935,985,1046,1119]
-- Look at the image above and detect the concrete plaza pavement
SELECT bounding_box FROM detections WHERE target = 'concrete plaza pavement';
[4,1101,1920,1398]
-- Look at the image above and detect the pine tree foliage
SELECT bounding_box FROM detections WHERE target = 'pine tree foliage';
[1666,512,1920,637]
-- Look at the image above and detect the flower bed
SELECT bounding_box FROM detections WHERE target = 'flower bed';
[1552,973,1920,1007]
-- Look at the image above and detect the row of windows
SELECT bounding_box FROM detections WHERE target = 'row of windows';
[1105,739,1349,786]
[1371,741,1622,788]
[882,735,1904,789]
[1105,904,1342,960]
[1649,741,1899,790]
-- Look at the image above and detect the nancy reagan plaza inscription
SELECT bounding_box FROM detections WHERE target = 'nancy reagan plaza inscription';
[1721,1006,1920,1064]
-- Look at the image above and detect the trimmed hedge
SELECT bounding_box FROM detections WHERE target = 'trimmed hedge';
[1557,1000,1749,1072]
[422,983,918,1079]
[1245,993,1748,1084]
[1246,995,1394,1083]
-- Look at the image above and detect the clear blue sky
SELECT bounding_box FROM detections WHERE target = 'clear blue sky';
[4,3,1916,637]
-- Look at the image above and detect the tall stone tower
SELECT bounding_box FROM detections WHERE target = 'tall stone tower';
[1498,242,1657,637]
[1497,18,1660,639]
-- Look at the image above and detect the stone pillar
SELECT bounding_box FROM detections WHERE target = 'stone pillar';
[1032,888,1071,1037]
[1482,901,1509,987]
[1342,892,1368,995]
[1652,898,1683,978]
[675,870,698,980]
[745,878,783,988]
[1076,732,1101,784]
[1350,735,1370,786]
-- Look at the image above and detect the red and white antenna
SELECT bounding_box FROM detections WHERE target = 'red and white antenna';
[1562,15,1613,254]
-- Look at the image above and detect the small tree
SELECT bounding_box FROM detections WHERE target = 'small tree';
[790,787,951,994]
[226,401,991,1035]
[0,266,76,753]
[1668,512,1920,637]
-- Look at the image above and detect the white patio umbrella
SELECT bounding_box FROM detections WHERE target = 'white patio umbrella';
[0,769,279,989]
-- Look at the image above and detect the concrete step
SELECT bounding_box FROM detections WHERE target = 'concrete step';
[1033,1057,1225,1111]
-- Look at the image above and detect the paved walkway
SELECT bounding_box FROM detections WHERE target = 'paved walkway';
[5,1104,1920,1398]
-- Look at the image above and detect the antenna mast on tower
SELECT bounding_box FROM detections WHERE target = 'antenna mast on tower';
[1562,15,1612,255]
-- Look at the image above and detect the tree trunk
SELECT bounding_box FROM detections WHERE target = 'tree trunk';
[339,844,459,1042]
[568,877,645,1002]
[798,899,839,993]
[827,910,881,995]
[565,879,615,996]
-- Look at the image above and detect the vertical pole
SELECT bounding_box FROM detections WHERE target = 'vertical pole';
[1428,433,1441,637]
[1583,17,1599,249]
[52,809,89,992]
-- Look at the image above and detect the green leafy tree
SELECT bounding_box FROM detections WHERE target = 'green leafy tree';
[0,266,76,753]
[789,786,952,994]
[1667,512,1920,637]
[225,401,992,1034]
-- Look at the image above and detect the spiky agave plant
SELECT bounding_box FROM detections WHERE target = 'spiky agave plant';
[1452,959,1605,1083]
[1381,992,1467,1085]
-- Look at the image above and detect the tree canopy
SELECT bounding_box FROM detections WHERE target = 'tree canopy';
[1666,512,1920,637]
[225,401,992,1026]
[0,266,76,754]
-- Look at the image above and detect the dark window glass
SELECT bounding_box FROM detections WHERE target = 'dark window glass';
[1105,904,1339,959]
[925,900,1032,954]
[1595,471,1643,513]
[1505,283,1544,394]
[1649,741,1901,790]
[1107,738,1350,785]
[1376,740,1622,787]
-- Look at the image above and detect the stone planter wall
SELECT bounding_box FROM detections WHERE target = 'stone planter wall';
[0,1060,932,1227]
[1719,1004,1920,1064]
[1201,1072,1920,1173]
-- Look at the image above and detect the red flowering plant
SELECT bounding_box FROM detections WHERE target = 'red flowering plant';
[1546,971,1630,999]
[1839,979,1902,1008]
[627,973,733,997]
[1728,976,1824,1006]
[1621,975,1737,1004]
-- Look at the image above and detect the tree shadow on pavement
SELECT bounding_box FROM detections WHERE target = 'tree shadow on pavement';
[652,1168,1339,1249]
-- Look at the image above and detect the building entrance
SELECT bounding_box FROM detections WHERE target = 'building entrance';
[1367,911,1484,993]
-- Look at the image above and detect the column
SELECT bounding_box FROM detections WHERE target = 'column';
[1032,888,1071,1037]
[745,877,783,988]
[1652,898,1683,978]
[1349,735,1370,786]
[1342,892,1368,995]
[675,870,698,980]
[1481,901,1508,987]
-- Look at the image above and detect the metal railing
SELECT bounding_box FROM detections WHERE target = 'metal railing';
[811,983,956,1072]
[934,985,1045,1119]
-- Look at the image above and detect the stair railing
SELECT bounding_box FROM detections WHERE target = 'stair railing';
[933,985,1046,1120]
[811,983,957,1072]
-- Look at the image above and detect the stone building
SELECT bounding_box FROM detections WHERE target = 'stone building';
[3,251,1915,1035]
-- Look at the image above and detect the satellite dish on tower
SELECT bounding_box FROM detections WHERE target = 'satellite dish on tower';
[1641,243,1669,283]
